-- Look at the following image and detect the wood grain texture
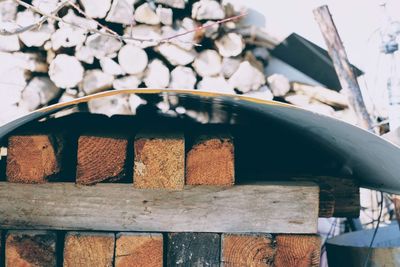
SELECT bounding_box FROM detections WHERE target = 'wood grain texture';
[221,234,275,267]
[115,233,163,267]
[186,134,234,186]
[6,134,64,183]
[0,182,319,233]
[167,233,220,267]
[134,132,184,190]
[274,235,320,267]
[5,230,57,267]
[63,232,115,267]
[76,135,129,185]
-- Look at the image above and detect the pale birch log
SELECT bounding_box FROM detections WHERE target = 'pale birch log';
[113,75,141,90]
[157,43,196,66]
[85,33,123,59]
[19,77,60,111]
[228,61,265,93]
[100,57,124,76]
[155,0,185,9]
[106,0,134,25]
[156,5,173,26]
[202,20,219,39]
[144,59,170,88]
[135,3,160,25]
[49,54,84,88]
[192,49,221,77]
[62,9,98,30]
[80,0,112,19]
[198,75,235,94]
[192,0,225,20]
[170,66,196,89]
[16,10,54,47]
[267,74,291,97]
[215,32,245,57]
[88,94,132,116]
[221,57,241,78]
[118,44,148,74]
[124,25,161,48]
[80,69,114,95]
[161,25,195,51]
[75,45,95,64]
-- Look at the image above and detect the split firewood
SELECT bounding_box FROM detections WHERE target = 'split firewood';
[135,3,160,25]
[144,59,170,88]
[16,10,54,47]
[118,44,148,74]
[124,25,161,48]
[13,52,48,73]
[19,77,60,111]
[62,9,98,30]
[221,57,241,78]
[202,20,219,39]
[75,45,95,64]
[129,94,147,114]
[0,0,17,22]
[0,53,27,106]
[292,82,349,109]
[192,49,222,77]
[267,73,291,97]
[0,35,20,52]
[88,94,132,117]
[192,0,225,20]
[80,69,114,95]
[156,5,173,26]
[58,91,77,103]
[85,33,123,59]
[106,0,134,25]
[237,26,280,49]
[155,0,185,9]
[100,57,124,76]
[215,32,244,57]
[197,75,235,94]
[169,66,197,89]
[228,61,265,93]
[32,0,60,13]
[161,24,196,51]
[113,75,142,90]
[285,94,335,116]
[157,43,197,66]
[49,54,84,88]
[243,85,274,101]
[80,0,112,19]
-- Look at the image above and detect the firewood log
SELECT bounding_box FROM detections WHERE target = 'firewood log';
[49,54,84,88]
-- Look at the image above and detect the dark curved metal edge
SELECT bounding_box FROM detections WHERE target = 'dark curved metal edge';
[1,89,400,193]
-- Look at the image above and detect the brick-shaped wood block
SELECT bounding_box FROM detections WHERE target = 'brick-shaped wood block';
[186,134,234,185]
[6,134,64,183]
[167,233,220,266]
[134,132,184,189]
[274,235,320,267]
[76,135,129,185]
[63,232,115,267]
[222,234,275,267]
[5,230,57,267]
[115,233,163,267]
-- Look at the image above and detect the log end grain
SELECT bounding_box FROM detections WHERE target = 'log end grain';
[221,234,275,267]
[186,135,234,186]
[63,232,115,267]
[76,135,129,185]
[5,230,57,267]
[134,133,184,190]
[275,235,321,267]
[115,233,163,267]
[6,135,64,183]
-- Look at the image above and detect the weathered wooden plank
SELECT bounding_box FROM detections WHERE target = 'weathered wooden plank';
[186,133,234,186]
[5,230,57,267]
[274,235,320,267]
[167,233,220,267]
[134,131,184,190]
[221,234,275,266]
[0,182,319,233]
[115,233,163,267]
[63,232,115,267]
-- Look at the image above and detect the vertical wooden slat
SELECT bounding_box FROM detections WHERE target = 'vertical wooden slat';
[115,233,163,267]
[5,230,57,267]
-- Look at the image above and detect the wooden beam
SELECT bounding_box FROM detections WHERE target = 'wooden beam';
[167,233,220,266]
[115,233,163,267]
[0,182,319,233]
[313,5,373,130]
[5,230,57,267]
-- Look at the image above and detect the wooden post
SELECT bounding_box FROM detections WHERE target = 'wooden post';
[5,230,57,267]
[115,233,163,267]
[313,5,373,130]
[167,233,220,266]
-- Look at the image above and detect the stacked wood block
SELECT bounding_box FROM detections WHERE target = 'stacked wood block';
[5,230,57,267]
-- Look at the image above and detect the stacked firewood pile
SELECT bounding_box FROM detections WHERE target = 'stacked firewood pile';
[0,0,355,125]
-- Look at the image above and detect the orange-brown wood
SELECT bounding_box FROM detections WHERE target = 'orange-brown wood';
[274,235,320,267]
